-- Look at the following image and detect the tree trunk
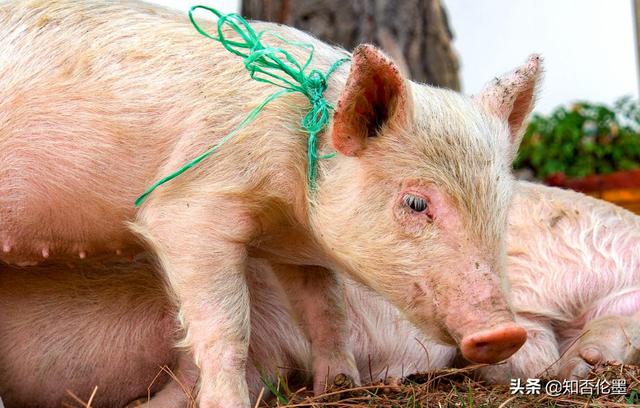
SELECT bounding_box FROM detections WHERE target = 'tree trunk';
[242,0,460,90]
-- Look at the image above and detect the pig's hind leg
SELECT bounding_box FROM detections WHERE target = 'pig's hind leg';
[556,314,640,380]
[556,290,640,380]
[272,264,360,394]
[0,261,178,408]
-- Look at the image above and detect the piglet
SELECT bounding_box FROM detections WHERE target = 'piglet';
[0,1,541,405]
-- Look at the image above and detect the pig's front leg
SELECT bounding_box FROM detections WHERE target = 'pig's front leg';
[476,316,559,383]
[557,313,640,380]
[134,200,257,408]
[272,263,360,394]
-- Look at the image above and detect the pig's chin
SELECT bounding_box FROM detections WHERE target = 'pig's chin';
[403,281,458,346]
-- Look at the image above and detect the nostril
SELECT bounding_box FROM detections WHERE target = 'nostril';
[460,325,527,364]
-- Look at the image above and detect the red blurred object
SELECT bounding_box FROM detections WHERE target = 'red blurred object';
[546,170,640,214]
[546,170,640,192]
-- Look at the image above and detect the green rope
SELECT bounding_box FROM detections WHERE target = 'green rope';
[135,6,349,206]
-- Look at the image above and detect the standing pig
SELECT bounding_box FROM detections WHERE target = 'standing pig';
[0,1,541,406]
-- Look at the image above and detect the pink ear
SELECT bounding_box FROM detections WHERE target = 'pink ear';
[332,44,407,157]
[475,55,543,145]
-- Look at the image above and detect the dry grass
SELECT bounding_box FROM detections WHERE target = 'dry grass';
[64,363,640,408]
[256,363,640,408]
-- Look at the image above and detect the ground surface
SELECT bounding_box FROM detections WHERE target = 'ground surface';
[259,363,640,407]
[68,363,640,408]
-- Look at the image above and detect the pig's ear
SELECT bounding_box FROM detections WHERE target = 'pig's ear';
[475,55,543,149]
[332,44,407,157]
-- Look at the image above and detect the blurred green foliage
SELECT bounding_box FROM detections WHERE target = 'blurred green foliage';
[514,96,640,179]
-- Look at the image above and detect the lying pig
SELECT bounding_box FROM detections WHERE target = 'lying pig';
[0,258,452,408]
[480,181,640,383]
[0,1,541,405]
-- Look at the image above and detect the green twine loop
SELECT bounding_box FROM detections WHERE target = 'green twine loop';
[135,6,349,206]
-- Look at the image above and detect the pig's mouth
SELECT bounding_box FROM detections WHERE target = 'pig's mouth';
[406,273,526,364]
[434,317,526,364]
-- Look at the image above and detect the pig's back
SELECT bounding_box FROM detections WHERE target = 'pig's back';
[506,182,640,328]
[0,0,347,263]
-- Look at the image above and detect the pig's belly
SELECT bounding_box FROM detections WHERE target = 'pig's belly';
[0,261,176,407]
[0,170,143,265]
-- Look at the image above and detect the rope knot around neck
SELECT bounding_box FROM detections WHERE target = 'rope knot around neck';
[135,6,349,206]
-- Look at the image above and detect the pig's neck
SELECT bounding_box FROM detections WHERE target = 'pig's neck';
[243,67,351,269]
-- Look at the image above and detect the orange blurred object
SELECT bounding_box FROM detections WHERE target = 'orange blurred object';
[546,170,640,215]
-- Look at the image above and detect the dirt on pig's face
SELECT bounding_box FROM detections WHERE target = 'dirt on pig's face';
[316,87,512,342]
[312,46,542,362]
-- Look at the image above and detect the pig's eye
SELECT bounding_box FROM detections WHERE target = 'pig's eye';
[403,194,428,213]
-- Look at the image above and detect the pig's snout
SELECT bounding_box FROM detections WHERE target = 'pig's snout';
[460,324,527,364]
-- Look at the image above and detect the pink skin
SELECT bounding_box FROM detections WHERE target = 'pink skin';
[477,182,640,383]
[0,261,178,407]
[0,2,542,405]
[2,183,640,407]
[396,181,526,359]
[0,259,448,408]
[271,264,360,394]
